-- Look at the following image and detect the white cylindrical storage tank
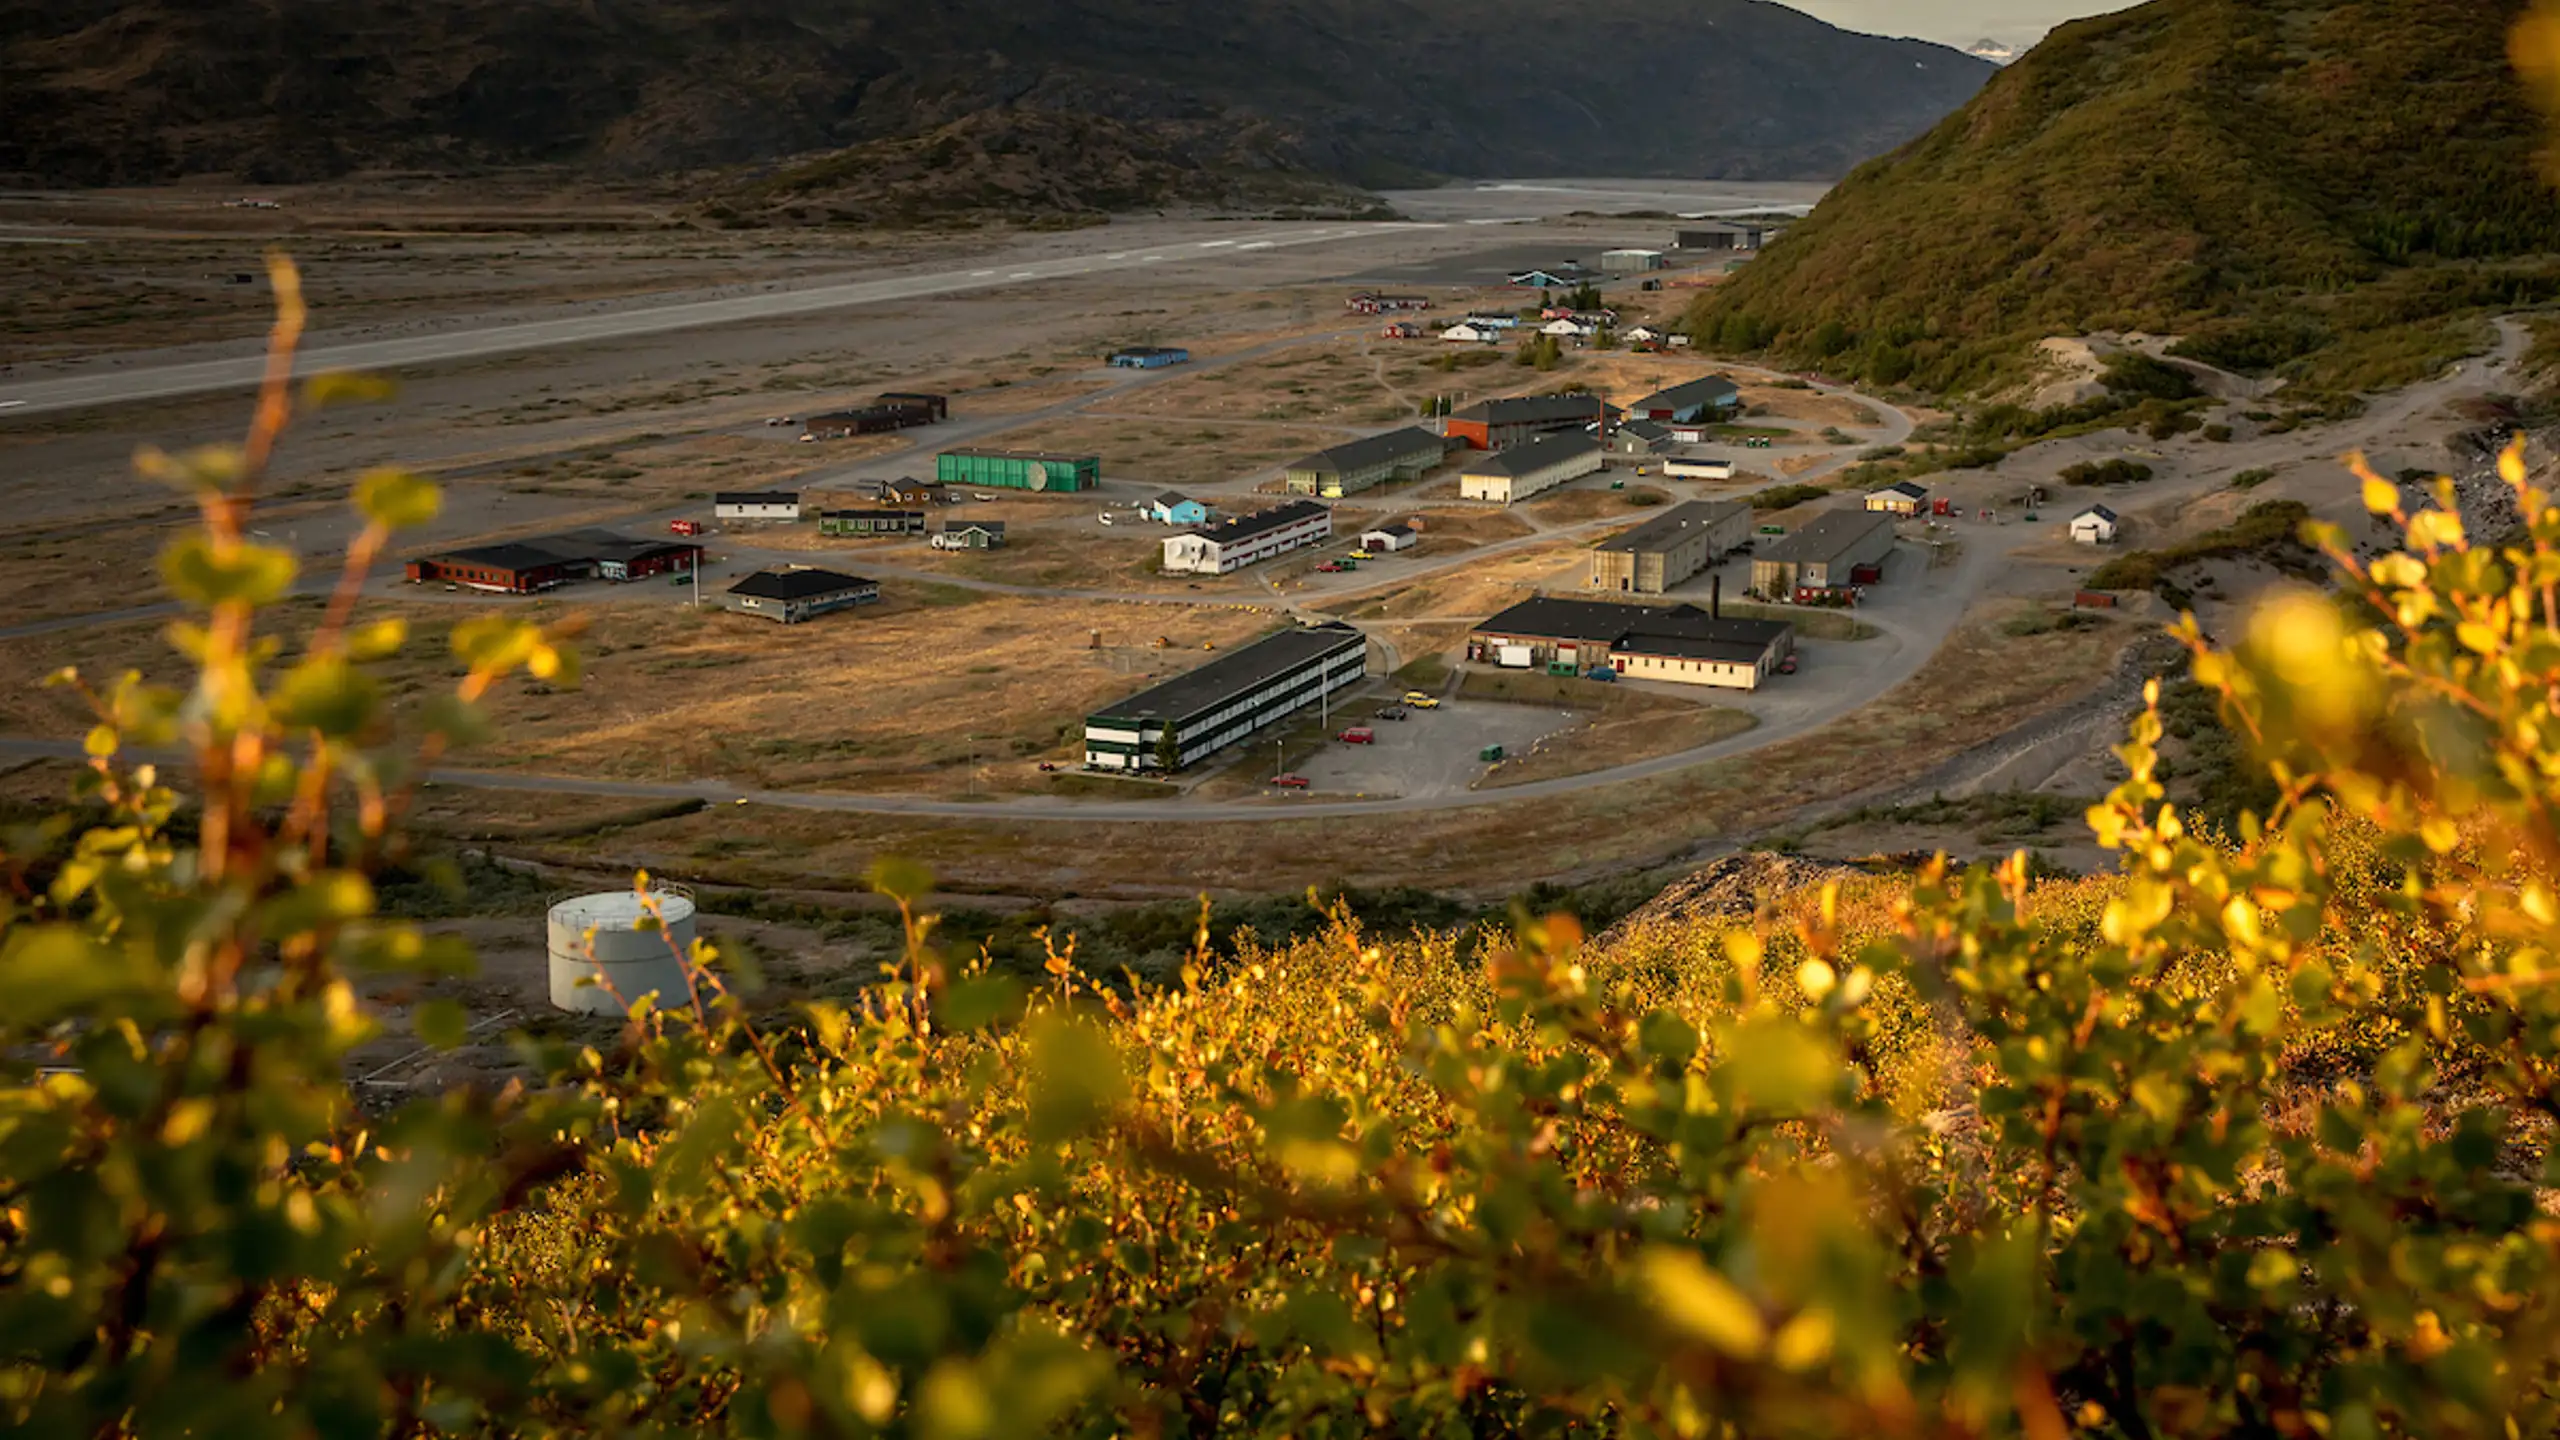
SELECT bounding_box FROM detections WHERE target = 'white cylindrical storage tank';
[547,890,698,1015]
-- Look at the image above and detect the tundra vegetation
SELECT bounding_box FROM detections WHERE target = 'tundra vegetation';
[12,254,2560,1439]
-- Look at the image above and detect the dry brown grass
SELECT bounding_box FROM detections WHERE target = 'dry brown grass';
[1323,540,1593,624]
[1778,453,1838,477]
[1520,486,1672,524]
[1736,383,1873,427]
[1399,508,1536,547]
[1458,669,1759,790]
[516,600,2142,899]
[1107,342,1412,426]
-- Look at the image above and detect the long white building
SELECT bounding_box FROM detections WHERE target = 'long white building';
[1161,499,1332,575]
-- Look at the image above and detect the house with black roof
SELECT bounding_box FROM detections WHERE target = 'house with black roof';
[1468,594,1794,690]
[404,530,702,593]
[1458,432,1604,503]
[714,491,802,522]
[722,567,880,624]
[1161,500,1332,575]
[1083,622,1369,772]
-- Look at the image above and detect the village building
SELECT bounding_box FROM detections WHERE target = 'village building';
[930,521,1008,551]
[1160,500,1332,575]
[817,509,927,537]
[1459,433,1605,504]
[1467,595,1794,690]
[1865,481,1931,517]
[1587,500,1753,594]
[1146,491,1213,526]
[405,530,701,594]
[1627,375,1743,425]
[2072,505,2121,545]
[714,491,801,522]
[1083,622,1370,772]
[1750,509,1898,599]
[1283,427,1446,497]
[721,567,879,624]
[1443,394,1619,451]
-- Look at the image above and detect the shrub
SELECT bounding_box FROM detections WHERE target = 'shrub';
[2059,458,2156,486]
[1747,482,1829,510]
[2231,466,2277,489]
[2100,351,2205,402]
[2202,422,2234,442]
[24,272,2560,1439]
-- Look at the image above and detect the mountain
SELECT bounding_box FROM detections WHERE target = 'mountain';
[0,0,1993,198]
[1693,0,2560,397]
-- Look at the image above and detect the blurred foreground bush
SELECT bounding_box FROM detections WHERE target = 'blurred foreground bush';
[14,265,2560,1438]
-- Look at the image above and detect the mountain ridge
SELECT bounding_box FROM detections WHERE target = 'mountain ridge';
[0,0,1994,193]
[1693,0,2560,397]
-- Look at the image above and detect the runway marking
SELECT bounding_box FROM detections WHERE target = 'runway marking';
[0,400,23,410]
[971,269,996,276]
[1008,271,1036,279]
[1234,241,1276,251]
[1197,239,1237,248]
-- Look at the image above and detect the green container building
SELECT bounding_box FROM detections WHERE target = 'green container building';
[934,448,1100,492]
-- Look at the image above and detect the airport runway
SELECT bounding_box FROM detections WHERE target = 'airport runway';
[0,222,1441,419]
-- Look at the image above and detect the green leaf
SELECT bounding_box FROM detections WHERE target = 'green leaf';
[1637,1247,1764,1357]
[303,371,398,410]
[937,975,1023,1032]
[869,855,935,902]
[160,534,298,607]
[353,468,441,530]
[270,657,383,738]
[414,999,470,1049]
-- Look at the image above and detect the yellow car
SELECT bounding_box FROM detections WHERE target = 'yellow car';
[1349,548,1376,561]
[1402,691,1442,709]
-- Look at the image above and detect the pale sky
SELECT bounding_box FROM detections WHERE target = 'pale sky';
[1783,1,2132,48]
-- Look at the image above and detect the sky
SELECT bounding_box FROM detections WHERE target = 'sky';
[1783,0,2132,48]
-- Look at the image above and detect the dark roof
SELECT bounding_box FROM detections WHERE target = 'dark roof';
[944,520,1006,535]
[821,508,925,521]
[1463,431,1601,478]
[1366,521,1418,538]
[1759,508,1897,564]
[1149,489,1195,507]
[1191,500,1329,547]
[1632,374,1740,412]
[727,568,875,601]
[1477,597,1708,644]
[1090,623,1368,725]
[441,543,572,573]
[1112,346,1189,358]
[1877,480,1929,499]
[1289,426,1446,477]
[2079,504,2119,522]
[1595,499,1750,555]
[435,529,699,572]
[1620,420,1674,443]
[715,491,800,505]
[1451,394,1618,426]
[1613,631,1786,665]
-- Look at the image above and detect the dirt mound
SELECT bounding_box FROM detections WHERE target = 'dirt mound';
[1597,851,1863,946]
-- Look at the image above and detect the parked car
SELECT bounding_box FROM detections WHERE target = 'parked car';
[797,434,816,443]
[1098,514,1115,526]
[669,519,702,536]
[1779,654,1800,675]
[1339,727,1375,745]
[1348,549,1375,561]
[1270,774,1311,789]
[1377,705,1408,720]
[975,493,996,502]
[1402,691,1442,710]
[1315,562,1346,573]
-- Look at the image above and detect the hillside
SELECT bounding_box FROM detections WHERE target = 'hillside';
[1693,0,2560,397]
[0,0,1992,198]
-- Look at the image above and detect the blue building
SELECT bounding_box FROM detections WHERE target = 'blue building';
[1146,490,1213,526]
[1110,346,1191,369]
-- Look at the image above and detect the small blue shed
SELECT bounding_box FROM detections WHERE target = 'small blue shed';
[1110,346,1191,369]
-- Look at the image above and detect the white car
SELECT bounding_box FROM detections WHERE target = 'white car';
[1098,514,1115,526]
[797,434,816,443]
[974,493,995,502]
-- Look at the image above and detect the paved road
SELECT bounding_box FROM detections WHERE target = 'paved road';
[0,222,1439,419]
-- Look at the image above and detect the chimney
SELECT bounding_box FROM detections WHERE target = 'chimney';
[1711,573,1722,621]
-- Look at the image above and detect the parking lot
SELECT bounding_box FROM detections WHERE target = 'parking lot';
[1282,698,1582,799]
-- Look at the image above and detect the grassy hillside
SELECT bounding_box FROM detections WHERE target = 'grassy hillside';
[0,0,1991,194]
[1692,0,2560,397]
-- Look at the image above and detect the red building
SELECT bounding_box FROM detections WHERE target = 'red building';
[406,531,701,594]
[1442,394,1621,451]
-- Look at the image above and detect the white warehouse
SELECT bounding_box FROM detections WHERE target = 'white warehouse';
[1161,499,1332,575]
[1459,433,1604,504]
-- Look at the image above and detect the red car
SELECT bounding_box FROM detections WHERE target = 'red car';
[668,519,702,536]
[1779,655,1800,675]
[1270,774,1311,789]
[1339,727,1375,744]
[1315,562,1346,573]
